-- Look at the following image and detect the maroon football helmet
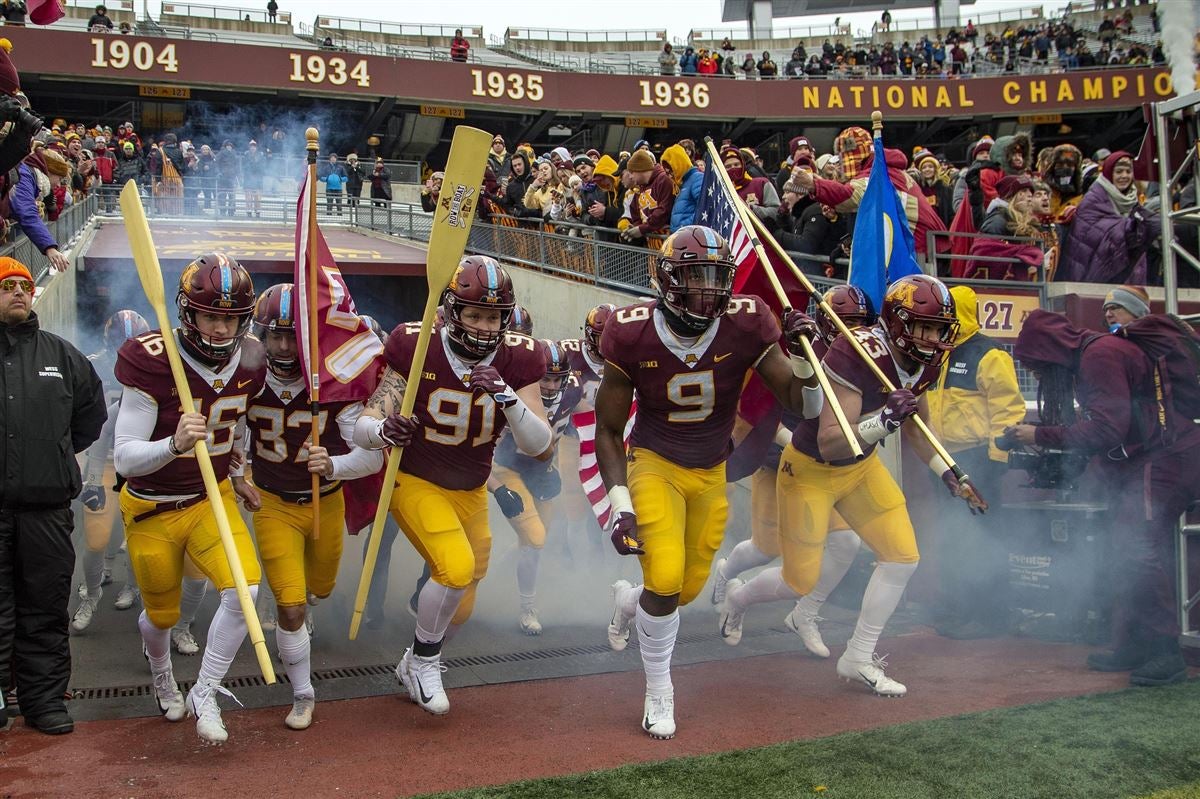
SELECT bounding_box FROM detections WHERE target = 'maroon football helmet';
[540,339,571,406]
[252,283,299,377]
[509,305,534,336]
[814,285,875,344]
[880,274,958,367]
[176,252,255,364]
[442,255,515,359]
[582,303,616,361]
[103,309,150,352]
[655,225,736,334]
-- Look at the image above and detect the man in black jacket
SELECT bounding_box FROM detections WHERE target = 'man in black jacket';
[0,258,106,734]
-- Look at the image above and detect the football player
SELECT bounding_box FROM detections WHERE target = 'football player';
[712,285,875,658]
[508,305,533,336]
[113,253,266,743]
[355,256,551,716]
[595,225,824,739]
[720,274,984,697]
[491,340,583,634]
[232,284,384,730]
[73,310,150,630]
[561,302,614,408]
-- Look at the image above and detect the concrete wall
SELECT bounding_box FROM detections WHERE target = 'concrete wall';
[159,14,293,34]
[32,266,79,344]
[507,263,646,342]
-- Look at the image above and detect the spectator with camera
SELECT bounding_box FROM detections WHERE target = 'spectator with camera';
[419,168,442,214]
[522,159,558,219]
[1013,309,1200,687]
[369,157,391,206]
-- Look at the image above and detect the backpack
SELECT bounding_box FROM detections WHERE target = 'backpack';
[1116,313,1200,443]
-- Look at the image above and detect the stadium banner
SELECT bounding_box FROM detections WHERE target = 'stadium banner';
[2,27,1182,120]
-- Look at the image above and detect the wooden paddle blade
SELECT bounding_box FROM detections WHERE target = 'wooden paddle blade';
[424,125,492,296]
[119,181,167,312]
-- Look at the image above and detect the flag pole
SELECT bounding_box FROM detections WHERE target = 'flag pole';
[702,137,862,460]
[765,112,981,503]
[305,127,322,539]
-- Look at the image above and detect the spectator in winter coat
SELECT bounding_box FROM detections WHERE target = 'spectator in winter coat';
[214,140,240,217]
[420,169,443,214]
[697,49,718,75]
[662,145,700,232]
[501,151,535,216]
[784,48,805,77]
[487,135,509,179]
[774,136,813,193]
[113,140,145,188]
[915,151,955,227]
[523,160,558,218]
[679,47,698,75]
[369,158,391,206]
[4,155,70,271]
[757,52,778,78]
[953,136,994,211]
[88,4,113,30]
[659,43,677,76]
[344,152,366,217]
[1044,143,1085,219]
[580,154,622,238]
[450,29,470,62]
[241,140,266,217]
[619,149,673,242]
[722,145,778,223]
[1061,151,1161,284]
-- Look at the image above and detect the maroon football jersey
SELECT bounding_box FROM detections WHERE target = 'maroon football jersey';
[115,329,266,495]
[792,325,940,462]
[561,338,604,405]
[601,297,781,470]
[247,374,353,494]
[383,325,546,490]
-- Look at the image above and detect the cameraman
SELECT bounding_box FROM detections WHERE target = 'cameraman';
[1012,309,1200,687]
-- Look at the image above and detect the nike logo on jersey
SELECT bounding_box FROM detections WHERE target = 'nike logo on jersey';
[714,353,732,362]
[237,379,254,389]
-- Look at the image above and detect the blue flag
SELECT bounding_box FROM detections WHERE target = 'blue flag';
[847,136,923,312]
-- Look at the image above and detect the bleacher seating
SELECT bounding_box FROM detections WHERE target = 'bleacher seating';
[159,2,292,35]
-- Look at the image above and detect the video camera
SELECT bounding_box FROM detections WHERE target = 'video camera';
[0,93,43,176]
[995,428,1090,491]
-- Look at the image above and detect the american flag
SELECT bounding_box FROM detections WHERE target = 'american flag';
[695,164,756,272]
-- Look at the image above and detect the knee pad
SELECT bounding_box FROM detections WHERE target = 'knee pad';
[219,585,259,613]
[132,549,179,595]
[145,604,181,630]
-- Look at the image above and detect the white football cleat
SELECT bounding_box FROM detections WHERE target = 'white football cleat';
[710,558,730,608]
[71,589,102,632]
[152,668,186,722]
[836,653,907,697]
[171,625,199,656]
[285,695,315,730]
[641,692,676,740]
[718,579,745,646]
[785,604,830,658]
[186,678,240,743]
[607,580,634,652]
[113,583,139,610]
[519,608,543,636]
[396,647,449,716]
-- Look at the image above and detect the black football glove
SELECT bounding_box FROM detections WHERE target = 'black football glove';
[493,485,525,519]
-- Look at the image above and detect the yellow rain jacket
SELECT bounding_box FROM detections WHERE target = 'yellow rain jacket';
[925,286,1027,463]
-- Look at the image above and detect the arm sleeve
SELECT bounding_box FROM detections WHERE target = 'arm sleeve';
[330,402,385,480]
[71,349,108,454]
[12,167,59,253]
[978,349,1028,462]
[84,400,120,484]
[113,386,177,477]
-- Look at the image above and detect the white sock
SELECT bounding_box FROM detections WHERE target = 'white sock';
[82,549,106,596]
[635,605,679,698]
[415,580,465,646]
[795,529,861,618]
[276,625,313,700]
[139,610,172,674]
[617,582,643,618]
[176,577,207,628]
[844,561,919,663]
[720,540,773,580]
[728,566,799,611]
[517,546,540,610]
[197,585,259,686]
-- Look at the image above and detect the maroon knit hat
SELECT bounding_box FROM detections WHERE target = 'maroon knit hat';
[1101,150,1134,182]
[995,174,1033,200]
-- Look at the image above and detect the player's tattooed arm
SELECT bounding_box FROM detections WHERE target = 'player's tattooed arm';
[363,367,407,419]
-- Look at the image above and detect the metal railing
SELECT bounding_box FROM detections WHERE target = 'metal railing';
[505,27,665,44]
[688,24,842,43]
[160,3,291,24]
[314,17,481,38]
[65,0,134,10]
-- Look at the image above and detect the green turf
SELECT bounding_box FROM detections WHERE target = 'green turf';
[418,681,1200,799]
[1136,787,1200,799]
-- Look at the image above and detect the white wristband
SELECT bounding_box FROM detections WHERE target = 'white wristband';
[789,353,815,379]
[856,413,890,444]
[927,453,951,475]
[608,485,634,517]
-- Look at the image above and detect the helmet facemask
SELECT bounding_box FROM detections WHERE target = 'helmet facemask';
[444,294,512,360]
[891,308,958,367]
[656,260,734,335]
[178,299,252,365]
